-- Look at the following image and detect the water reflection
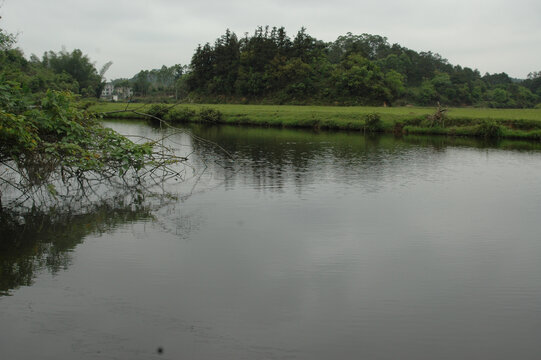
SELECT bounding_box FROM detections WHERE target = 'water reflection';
[0,202,153,296]
[100,121,541,197]
[186,125,541,194]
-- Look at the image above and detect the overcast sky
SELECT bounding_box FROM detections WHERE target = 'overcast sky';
[2,0,539,80]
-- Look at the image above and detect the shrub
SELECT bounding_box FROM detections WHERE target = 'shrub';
[147,104,170,119]
[393,121,404,134]
[476,120,503,139]
[77,100,96,110]
[198,108,223,123]
[1,90,161,195]
[364,113,383,132]
[165,107,196,123]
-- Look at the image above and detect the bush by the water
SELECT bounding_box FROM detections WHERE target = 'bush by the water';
[476,120,503,139]
[198,108,223,122]
[364,113,383,132]
[78,100,97,110]
[0,87,167,205]
[165,107,196,123]
[147,104,170,119]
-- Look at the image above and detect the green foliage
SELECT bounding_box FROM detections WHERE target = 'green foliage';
[485,88,513,108]
[92,102,541,140]
[40,49,104,97]
[187,27,400,105]
[0,32,16,51]
[77,100,97,110]
[384,70,406,99]
[0,83,171,206]
[476,120,503,139]
[165,107,196,122]
[364,113,383,132]
[178,26,539,108]
[147,104,171,119]
[0,83,38,157]
[198,108,223,122]
[332,54,392,104]
[0,33,104,98]
[523,71,541,98]
[4,21,540,108]
[131,64,186,98]
[482,72,513,87]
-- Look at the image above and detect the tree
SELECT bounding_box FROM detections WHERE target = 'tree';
[133,70,151,96]
[188,43,215,92]
[41,49,103,97]
[523,71,541,98]
[485,88,512,108]
[332,54,391,104]
[0,74,184,211]
[328,33,391,63]
[417,81,438,105]
[159,25,540,107]
[0,25,16,51]
[384,70,405,100]
[0,24,187,212]
[482,72,512,87]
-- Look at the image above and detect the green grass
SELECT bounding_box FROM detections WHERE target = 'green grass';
[89,102,541,140]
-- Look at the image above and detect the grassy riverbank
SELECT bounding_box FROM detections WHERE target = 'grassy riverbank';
[89,102,541,140]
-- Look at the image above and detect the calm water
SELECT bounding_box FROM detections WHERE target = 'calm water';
[2,122,541,359]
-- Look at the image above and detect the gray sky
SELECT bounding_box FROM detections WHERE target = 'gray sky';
[2,0,540,80]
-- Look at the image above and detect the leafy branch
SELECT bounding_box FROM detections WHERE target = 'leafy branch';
[0,85,187,210]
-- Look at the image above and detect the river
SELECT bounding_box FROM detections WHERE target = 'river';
[1,121,541,359]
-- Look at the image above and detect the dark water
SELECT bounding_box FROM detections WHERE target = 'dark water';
[2,122,541,360]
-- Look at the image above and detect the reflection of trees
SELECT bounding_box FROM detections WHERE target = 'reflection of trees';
[186,125,541,193]
[190,126,332,192]
[0,201,153,296]
[402,134,541,152]
[187,126,409,192]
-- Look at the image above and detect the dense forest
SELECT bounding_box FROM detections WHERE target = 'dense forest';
[124,27,541,108]
[183,26,540,107]
[1,25,540,108]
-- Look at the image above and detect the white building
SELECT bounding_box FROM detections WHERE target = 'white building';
[101,84,114,98]
[100,83,133,101]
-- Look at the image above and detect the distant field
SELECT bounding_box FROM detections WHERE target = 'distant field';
[89,102,541,140]
[90,102,541,121]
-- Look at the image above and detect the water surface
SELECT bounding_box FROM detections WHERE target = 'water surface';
[2,123,541,359]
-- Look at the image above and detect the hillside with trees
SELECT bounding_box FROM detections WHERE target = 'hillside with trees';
[1,23,539,108]
[171,26,538,108]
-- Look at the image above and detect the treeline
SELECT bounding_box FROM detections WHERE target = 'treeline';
[123,64,188,100]
[3,23,540,108]
[181,26,540,108]
[0,40,109,99]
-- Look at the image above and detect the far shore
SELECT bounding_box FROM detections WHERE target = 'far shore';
[89,102,541,141]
